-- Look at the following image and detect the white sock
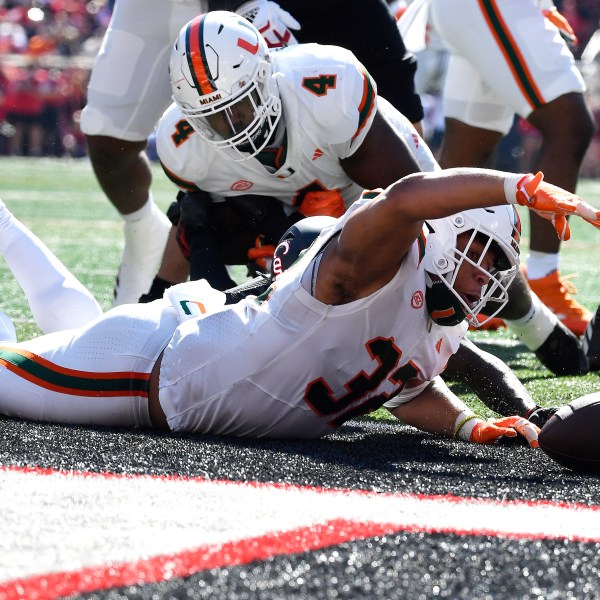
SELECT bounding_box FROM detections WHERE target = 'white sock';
[0,200,102,334]
[504,292,558,350]
[114,195,171,306]
[526,251,560,280]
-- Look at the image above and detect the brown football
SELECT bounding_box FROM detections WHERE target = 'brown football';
[538,393,600,474]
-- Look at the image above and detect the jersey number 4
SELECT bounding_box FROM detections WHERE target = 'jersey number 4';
[302,74,337,97]
[304,337,419,428]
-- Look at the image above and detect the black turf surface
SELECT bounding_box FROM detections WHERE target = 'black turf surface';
[2,416,599,599]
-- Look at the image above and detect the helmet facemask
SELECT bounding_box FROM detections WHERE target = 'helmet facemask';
[170,12,282,162]
[423,207,521,327]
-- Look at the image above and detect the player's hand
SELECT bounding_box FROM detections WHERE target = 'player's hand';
[537,0,578,45]
[470,416,540,448]
[236,0,300,48]
[543,7,578,45]
[506,172,600,241]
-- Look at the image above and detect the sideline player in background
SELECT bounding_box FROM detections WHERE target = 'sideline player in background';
[5,163,600,442]
[80,0,423,305]
[426,0,596,336]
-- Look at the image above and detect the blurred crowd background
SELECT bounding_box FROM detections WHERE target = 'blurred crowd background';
[0,0,599,176]
[0,0,113,158]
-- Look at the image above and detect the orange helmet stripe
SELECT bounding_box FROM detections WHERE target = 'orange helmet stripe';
[186,15,215,95]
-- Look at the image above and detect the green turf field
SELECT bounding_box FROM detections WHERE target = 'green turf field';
[0,156,599,418]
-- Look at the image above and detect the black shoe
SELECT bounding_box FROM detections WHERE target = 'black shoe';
[535,321,589,375]
[583,305,600,371]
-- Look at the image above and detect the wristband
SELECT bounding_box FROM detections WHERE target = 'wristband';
[453,411,479,440]
[503,173,532,205]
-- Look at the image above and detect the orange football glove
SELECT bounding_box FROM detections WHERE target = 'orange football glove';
[470,416,540,449]
[506,172,600,241]
[539,0,578,46]
[298,190,346,218]
[453,412,540,448]
[248,235,276,272]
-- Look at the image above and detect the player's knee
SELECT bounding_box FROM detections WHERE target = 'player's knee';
[175,190,214,257]
[166,198,182,227]
[85,135,147,166]
[179,190,212,232]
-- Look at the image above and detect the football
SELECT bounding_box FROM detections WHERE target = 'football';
[538,393,600,474]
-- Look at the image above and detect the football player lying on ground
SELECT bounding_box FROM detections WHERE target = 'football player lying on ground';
[146,11,588,381]
[0,168,598,445]
[224,216,600,429]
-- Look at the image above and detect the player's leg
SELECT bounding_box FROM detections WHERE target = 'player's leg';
[438,117,503,169]
[80,0,205,306]
[0,301,177,427]
[0,199,102,334]
[524,91,595,335]
[141,226,191,303]
[432,0,593,335]
[280,0,424,126]
[436,55,515,330]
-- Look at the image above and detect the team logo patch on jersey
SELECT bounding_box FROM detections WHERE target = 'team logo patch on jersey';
[435,339,443,353]
[312,149,324,160]
[231,180,254,191]
[411,290,424,309]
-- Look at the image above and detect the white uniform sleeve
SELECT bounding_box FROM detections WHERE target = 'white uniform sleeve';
[324,56,378,159]
[156,103,210,192]
[383,379,431,410]
[288,45,378,160]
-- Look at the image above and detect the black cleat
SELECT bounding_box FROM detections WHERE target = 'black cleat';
[582,305,600,371]
[535,321,589,376]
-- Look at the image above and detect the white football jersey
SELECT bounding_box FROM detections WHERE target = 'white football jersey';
[158,195,466,439]
[156,43,438,209]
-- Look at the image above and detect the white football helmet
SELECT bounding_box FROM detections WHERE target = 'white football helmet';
[423,205,521,327]
[169,11,282,161]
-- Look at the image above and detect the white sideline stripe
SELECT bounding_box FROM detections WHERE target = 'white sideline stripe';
[0,467,598,583]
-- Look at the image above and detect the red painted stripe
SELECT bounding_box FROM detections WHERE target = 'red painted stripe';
[2,464,598,513]
[1,466,598,599]
[0,519,403,600]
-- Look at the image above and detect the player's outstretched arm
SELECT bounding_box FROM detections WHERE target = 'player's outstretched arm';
[444,338,538,417]
[332,168,600,297]
[389,377,540,448]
